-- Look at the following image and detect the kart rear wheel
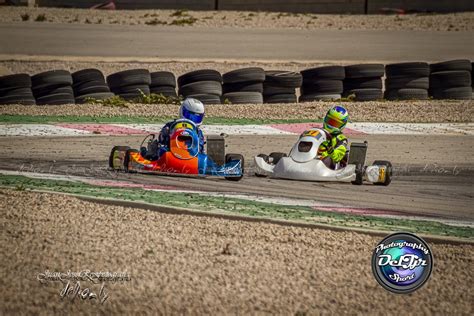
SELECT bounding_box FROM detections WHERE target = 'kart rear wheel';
[123,149,139,173]
[351,166,364,185]
[269,152,287,165]
[108,146,130,169]
[255,154,269,177]
[225,153,244,181]
[373,160,392,186]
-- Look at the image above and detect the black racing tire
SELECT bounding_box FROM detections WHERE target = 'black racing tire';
[150,71,176,87]
[0,94,36,105]
[0,74,31,89]
[150,85,178,97]
[344,64,385,79]
[385,62,429,78]
[301,80,343,94]
[187,94,222,104]
[300,66,345,80]
[178,80,222,97]
[372,160,392,186]
[269,152,287,165]
[264,70,303,88]
[299,93,341,102]
[123,149,139,173]
[223,67,265,84]
[223,81,263,94]
[351,167,364,185]
[384,88,429,100]
[385,76,429,90]
[73,81,110,96]
[264,94,297,103]
[112,84,150,95]
[109,146,131,169]
[33,85,74,98]
[430,87,473,100]
[72,68,105,84]
[342,89,383,101]
[430,59,472,73]
[429,71,471,89]
[177,69,222,87]
[344,77,383,90]
[225,153,244,181]
[36,93,75,105]
[222,92,263,104]
[263,83,296,96]
[75,92,115,104]
[0,87,34,98]
[106,69,151,89]
[31,70,73,88]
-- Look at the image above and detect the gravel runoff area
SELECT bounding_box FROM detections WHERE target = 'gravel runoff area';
[0,60,473,123]
[1,7,473,32]
[1,188,473,315]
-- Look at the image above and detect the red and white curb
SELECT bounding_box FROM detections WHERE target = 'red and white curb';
[0,169,472,228]
[1,122,473,137]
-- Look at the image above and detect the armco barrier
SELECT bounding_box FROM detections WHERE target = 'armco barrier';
[367,0,474,13]
[37,0,216,10]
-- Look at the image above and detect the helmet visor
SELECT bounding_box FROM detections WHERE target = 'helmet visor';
[324,117,346,130]
[183,107,204,124]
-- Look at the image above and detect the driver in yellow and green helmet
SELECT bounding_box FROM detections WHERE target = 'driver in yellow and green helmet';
[319,105,350,169]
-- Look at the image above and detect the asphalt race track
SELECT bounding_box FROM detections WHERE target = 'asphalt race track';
[1,22,474,62]
[1,134,472,222]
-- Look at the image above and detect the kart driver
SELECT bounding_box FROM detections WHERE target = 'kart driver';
[142,98,206,160]
[318,105,350,169]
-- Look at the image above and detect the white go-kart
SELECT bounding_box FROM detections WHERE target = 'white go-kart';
[254,128,392,185]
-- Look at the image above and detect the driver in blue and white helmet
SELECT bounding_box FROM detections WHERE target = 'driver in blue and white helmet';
[142,98,206,160]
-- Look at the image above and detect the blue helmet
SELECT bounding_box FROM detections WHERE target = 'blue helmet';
[180,98,205,125]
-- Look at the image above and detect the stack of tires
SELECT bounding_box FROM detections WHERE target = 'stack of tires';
[150,71,177,98]
[32,70,75,105]
[343,64,384,101]
[263,71,302,103]
[178,69,222,104]
[222,67,265,104]
[107,69,151,101]
[0,74,36,105]
[384,62,430,100]
[429,59,472,100]
[299,66,344,102]
[72,68,113,104]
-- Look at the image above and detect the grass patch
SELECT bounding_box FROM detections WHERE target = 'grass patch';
[20,13,29,21]
[35,14,47,22]
[0,174,472,239]
[0,114,321,125]
[169,17,198,26]
[145,18,167,26]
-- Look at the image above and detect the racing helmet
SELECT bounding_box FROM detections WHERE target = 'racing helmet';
[323,105,349,134]
[179,98,205,125]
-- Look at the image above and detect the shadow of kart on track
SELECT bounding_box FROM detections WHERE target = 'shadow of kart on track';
[109,119,244,181]
[254,128,392,185]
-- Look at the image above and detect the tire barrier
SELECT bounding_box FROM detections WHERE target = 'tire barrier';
[0,59,472,105]
[263,71,302,104]
[299,66,344,102]
[0,74,35,105]
[429,59,472,100]
[107,69,151,100]
[32,70,75,105]
[178,69,222,104]
[384,62,430,101]
[72,68,114,104]
[222,67,265,104]
[343,64,384,101]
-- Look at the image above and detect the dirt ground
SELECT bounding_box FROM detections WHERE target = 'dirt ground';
[1,188,472,315]
[0,134,473,221]
[1,7,473,32]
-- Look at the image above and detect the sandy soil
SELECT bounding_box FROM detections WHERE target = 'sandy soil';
[1,7,473,32]
[1,188,472,314]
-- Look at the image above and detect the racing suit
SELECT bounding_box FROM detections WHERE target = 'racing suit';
[318,131,349,169]
[143,120,205,160]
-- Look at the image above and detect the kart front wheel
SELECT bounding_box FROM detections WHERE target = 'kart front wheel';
[123,149,139,173]
[108,146,130,170]
[225,153,244,181]
[269,152,287,165]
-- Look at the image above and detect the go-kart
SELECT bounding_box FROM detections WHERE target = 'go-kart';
[254,128,392,185]
[109,119,244,181]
